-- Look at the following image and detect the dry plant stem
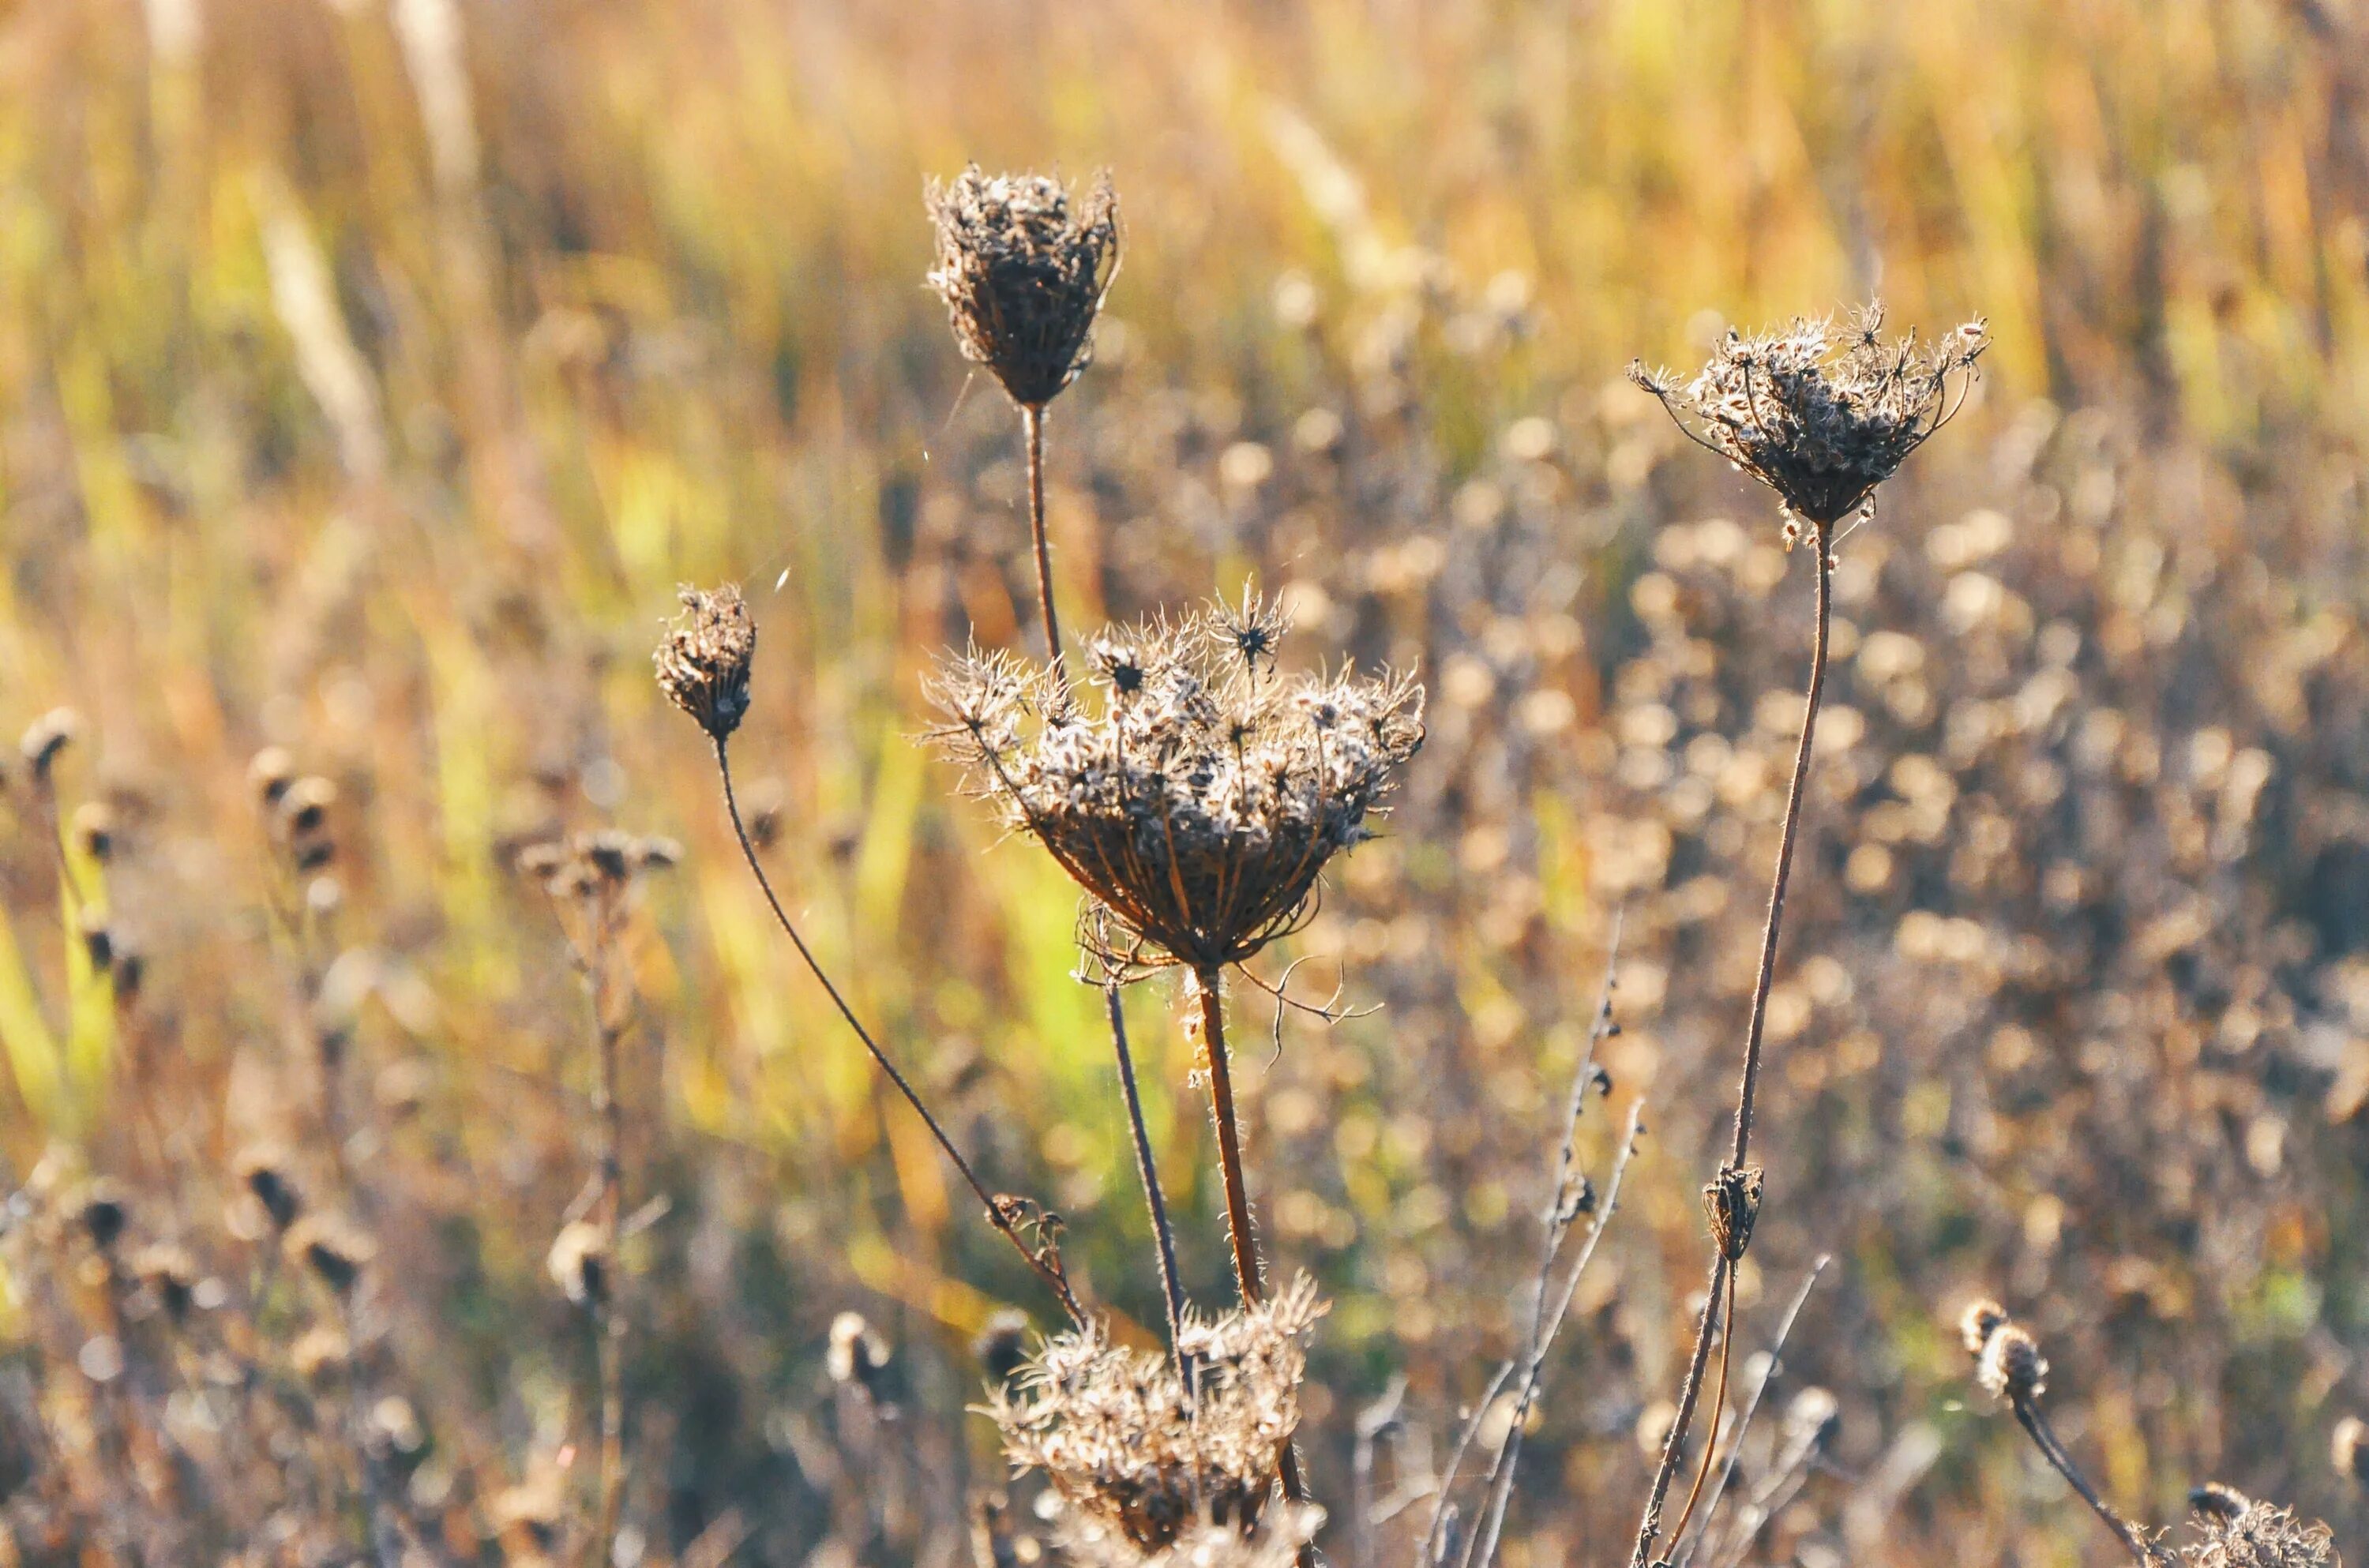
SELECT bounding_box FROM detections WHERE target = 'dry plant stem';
[1105,983,1188,1359]
[1634,530,1834,1568]
[1667,1275,1738,1547]
[1669,1257,1830,1568]
[713,738,1086,1325]
[589,890,628,1568]
[1190,965,1312,1534]
[1021,403,1068,697]
[2009,1396,2164,1565]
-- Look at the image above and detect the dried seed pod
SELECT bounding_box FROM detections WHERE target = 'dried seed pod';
[1974,1322,2048,1401]
[19,707,79,779]
[655,585,756,742]
[131,1244,201,1324]
[546,1220,610,1307]
[1959,1297,2009,1359]
[925,167,1120,410]
[1701,1164,1763,1261]
[248,745,297,808]
[70,801,115,862]
[78,1182,131,1251]
[973,1307,1032,1386]
[235,1147,305,1231]
[2190,1484,2251,1523]
[828,1311,893,1403]
[285,1214,374,1295]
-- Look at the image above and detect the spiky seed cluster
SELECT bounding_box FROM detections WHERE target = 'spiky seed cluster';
[929,597,1423,976]
[2181,1493,2337,1568]
[926,166,1120,409]
[1631,302,1988,535]
[1962,1297,2048,1400]
[654,584,757,741]
[988,1277,1323,1554]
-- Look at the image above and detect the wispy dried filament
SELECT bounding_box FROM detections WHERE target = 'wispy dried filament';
[928,593,1422,977]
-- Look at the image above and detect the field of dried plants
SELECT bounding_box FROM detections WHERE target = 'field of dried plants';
[4,2,2369,1565]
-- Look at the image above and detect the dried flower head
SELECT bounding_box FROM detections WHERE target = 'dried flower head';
[929,605,1423,977]
[517,830,681,902]
[974,1307,1034,1386]
[248,745,297,808]
[1702,1163,1764,1261]
[2333,1415,2369,1484]
[234,1146,305,1231]
[927,166,1120,409]
[987,1277,1323,1553]
[285,1214,374,1295]
[78,1182,130,1251]
[1960,1297,2010,1359]
[1057,1500,1327,1568]
[1974,1321,2048,1401]
[130,1244,201,1323]
[18,707,79,780]
[1631,302,1988,537]
[655,584,757,742]
[2182,1495,2337,1568]
[546,1219,609,1307]
[70,801,115,862]
[828,1310,894,1402]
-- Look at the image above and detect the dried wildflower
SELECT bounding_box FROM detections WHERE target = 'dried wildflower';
[828,1310,893,1401]
[1701,1163,1763,1260]
[285,1214,374,1295]
[988,1277,1323,1553]
[1631,303,1988,537]
[2182,1495,2337,1568]
[547,1219,609,1307]
[518,830,680,901]
[70,801,115,862]
[248,745,297,808]
[1975,1322,2048,1401]
[2333,1415,2369,1484]
[130,1244,201,1323]
[655,584,757,742]
[974,1307,1034,1386]
[929,604,1423,976]
[1960,1297,2010,1359]
[235,1146,305,1231]
[927,167,1120,409]
[1058,1499,1327,1568]
[18,707,79,778]
[78,1182,130,1251]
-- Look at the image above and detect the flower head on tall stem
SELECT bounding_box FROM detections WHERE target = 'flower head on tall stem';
[654,584,755,741]
[1630,303,1988,543]
[927,600,1423,981]
[926,167,1120,412]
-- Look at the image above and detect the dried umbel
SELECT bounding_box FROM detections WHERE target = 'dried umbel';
[516,830,681,901]
[927,166,1120,409]
[654,584,756,742]
[988,1278,1323,1554]
[1631,302,1988,537]
[2181,1493,2337,1568]
[929,598,1423,976]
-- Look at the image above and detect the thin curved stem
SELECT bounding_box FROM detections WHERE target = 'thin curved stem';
[1022,403,1068,700]
[1634,530,1835,1568]
[2010,1397,2166,1566]
[714,738,1085,1326]
[1666,1268,1736,1549]
[1106,984,1186,1358]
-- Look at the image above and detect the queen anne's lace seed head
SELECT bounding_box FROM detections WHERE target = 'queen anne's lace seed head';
[654,585,756,741]
[927,167,1121,410]
[929,600,1423,977]
[1631,302,1988,538]
[2180,1493,2337,1568]
[986,1277,1323,1555]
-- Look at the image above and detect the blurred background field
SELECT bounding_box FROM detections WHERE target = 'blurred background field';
[4,0,2369,1562]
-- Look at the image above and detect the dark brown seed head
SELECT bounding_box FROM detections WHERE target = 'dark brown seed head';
[828,1311,893,1402]
[1960,1297,2009,1359]
[286,1215,374,1295]
[655,584,757,742]
[248,746,297,808]
[79,1182,130,1251]
[132,1244,201,1324]
[2191,1484,2251,1523]
[71,801,116,862]
[973,1307,1032,1386]
[926,167,1120,410]
[1975,1322,2048,1401]
[1702,1164,1764,1261]
[235,1147,305,1231]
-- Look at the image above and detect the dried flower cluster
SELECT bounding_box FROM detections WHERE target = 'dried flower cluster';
[1631,303,1988,534]
[926,166,1120,409]
[929,595,1423,975]
[988,1278,1324,1554]
[1962,1297,2048,1400]
[516,829,682,898]
[655,583,757,741]
[2179,1490,2337,1568]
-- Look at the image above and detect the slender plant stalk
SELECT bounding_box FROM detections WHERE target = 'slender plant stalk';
[1632,530,1834,1568]
[1669,1257,1830,1568]
[713,737,1086,1325]
[589,890,627,1568]
[1021,403,1068,696]
[1190,964,1312,1542]
[1105,984,1187,1358]
[2010,1397,2165,1565]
